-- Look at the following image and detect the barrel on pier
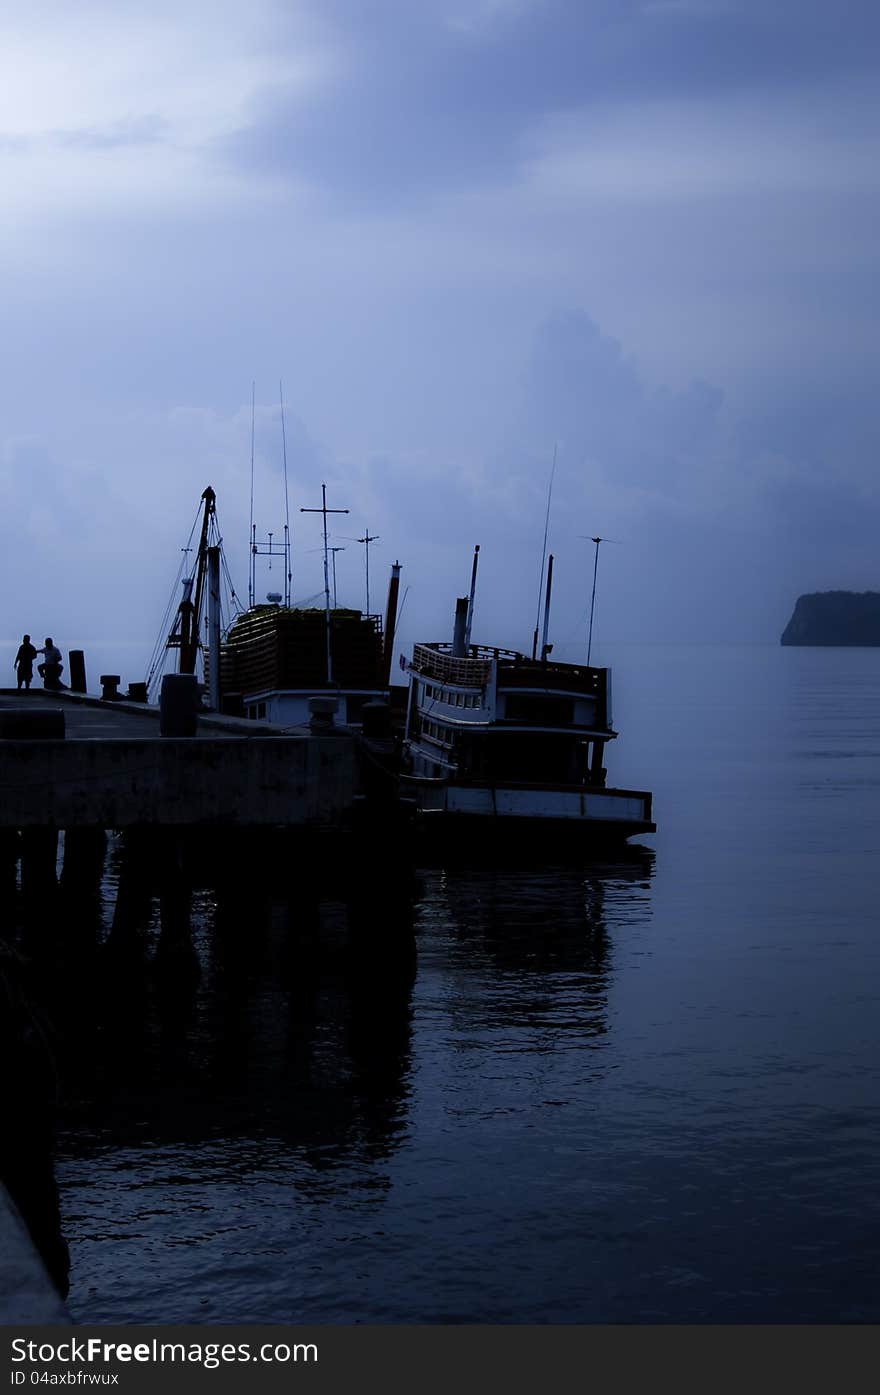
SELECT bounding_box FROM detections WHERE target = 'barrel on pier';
[159,674,200,737]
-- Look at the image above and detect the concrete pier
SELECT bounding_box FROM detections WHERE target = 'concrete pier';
[0,690,355,829]
[0,688,415,1323]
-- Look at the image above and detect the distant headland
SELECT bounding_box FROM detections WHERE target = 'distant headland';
[781,591,880,646]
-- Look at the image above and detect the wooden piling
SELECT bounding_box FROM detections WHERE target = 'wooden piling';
[60,828,107,901]
[108,828,154,942]
[19,828,58,914]
[0,831,19,926]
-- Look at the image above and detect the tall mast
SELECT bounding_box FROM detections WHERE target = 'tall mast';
[531,442,557,659]
[587,537,601,666]
[382,561,402,687]
[206,544,221,708]
[464,544,480,650]
[279,380,292,608]
[541,553,554,662]
[301,485,349,683]
[248,382,255,608]
[180,486,216,674]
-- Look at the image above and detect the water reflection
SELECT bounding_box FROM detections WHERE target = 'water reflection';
[410,847,655,1140]
[54,883,416,1187]
[17,831,658,1321]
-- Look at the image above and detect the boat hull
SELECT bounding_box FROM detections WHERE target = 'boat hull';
[401,777,655,840]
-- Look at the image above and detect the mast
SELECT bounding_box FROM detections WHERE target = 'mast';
[301,485,349,683]
[179,486,216,674]
[531,442,557,660]
[279,380,292,608]
[206,544,221,709]
[248,382,255,608]
[540,552,554,662]
[587,537,601,667]
[382,561,402,687]
[464,544,480,651]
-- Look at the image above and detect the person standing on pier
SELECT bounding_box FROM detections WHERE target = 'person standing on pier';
[36,637,64,690]
[13,634,37,690]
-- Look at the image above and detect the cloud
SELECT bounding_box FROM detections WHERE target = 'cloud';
[1,0,879,658]
[219,0,880,208]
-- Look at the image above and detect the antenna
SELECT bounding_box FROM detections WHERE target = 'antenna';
[279,380,292,608]
[531,442,557,660]
[249,383,293,608]
[582,535,621,666]
[248,381,255,608]
[301,485,349,683]
[328,546,345,609]
[344,530,380,615]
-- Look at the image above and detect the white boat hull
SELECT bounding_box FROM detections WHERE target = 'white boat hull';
[401,777,654,836]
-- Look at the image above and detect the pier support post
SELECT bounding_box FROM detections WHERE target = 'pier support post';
[19,828,59,930]
[60,828,107,903]
[0,832,19,927]
[108,828,154,943]
[156,831,198,988]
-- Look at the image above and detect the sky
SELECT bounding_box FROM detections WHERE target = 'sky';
[2,0,879,680]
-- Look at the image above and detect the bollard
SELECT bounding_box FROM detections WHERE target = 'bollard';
[99,674,121,701]
[309,696,338,729]
[127,681,148,703]
[160,673,200,736]
[68,650,87,694]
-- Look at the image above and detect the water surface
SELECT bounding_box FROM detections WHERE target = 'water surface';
[53,644,880,1322]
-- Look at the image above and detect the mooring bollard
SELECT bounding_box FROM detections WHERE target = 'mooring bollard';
[159,673,200,736]
[99,674,121,701]
[68,650,87,694]
[127,681,148,703]
[309,696,338,729]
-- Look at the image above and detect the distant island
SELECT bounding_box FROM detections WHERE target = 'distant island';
[781,591,880,646]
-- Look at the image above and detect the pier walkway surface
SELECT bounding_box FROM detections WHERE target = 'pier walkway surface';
[0,690,355,828]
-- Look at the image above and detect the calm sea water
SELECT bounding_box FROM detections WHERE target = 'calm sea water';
[51,644,880,1323]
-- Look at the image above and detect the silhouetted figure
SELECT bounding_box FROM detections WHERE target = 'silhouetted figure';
[36,638,65,690]
[13,634,37,690]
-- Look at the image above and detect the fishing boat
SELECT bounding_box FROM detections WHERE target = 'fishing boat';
[149,484,402,730]
[217,580,401,728]
[400,550,654,840]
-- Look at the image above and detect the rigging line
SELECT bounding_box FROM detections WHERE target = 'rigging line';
[279,379,292,607]
[532,442,557,658]
[144,499,204,688]
[220,551,243,613]
[249,381,255,609]
[145,543,191,684]
[396,584,411,629]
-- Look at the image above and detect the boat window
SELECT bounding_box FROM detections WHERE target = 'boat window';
[504,694,574,725]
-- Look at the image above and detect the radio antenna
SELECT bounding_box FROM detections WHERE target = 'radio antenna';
[279,380,292,608]
[248,381,255,608]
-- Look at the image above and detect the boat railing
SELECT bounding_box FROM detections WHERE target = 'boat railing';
[411,643,502,685]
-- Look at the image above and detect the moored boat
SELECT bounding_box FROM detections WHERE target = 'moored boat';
[401,569,654,841]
